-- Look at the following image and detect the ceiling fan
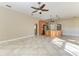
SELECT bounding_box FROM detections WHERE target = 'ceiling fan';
[31,2,49,14]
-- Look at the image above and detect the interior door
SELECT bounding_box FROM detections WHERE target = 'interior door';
[39,20,47,35]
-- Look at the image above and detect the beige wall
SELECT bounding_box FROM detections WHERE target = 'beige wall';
[56,17,79,36]
[0,7,37,41]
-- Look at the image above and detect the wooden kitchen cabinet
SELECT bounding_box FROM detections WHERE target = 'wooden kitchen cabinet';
[46,30,62,38]
[39,20,63,38]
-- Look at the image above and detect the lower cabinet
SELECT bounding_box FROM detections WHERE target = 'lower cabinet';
[46,30,63,38]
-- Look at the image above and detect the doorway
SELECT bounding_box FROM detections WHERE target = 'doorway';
[42,25,46,35]
[39,20,47,35]
[34,24,38,35]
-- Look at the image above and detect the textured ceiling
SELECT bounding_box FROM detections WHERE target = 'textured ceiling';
[0,2,79,19]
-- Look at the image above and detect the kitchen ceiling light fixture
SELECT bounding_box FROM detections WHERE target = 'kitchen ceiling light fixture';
[48,14,60,23]
[5,4,12,8]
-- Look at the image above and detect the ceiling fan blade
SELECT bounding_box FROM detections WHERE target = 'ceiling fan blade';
[32,11,37,13]
[31,7,39,10]
[42,9,49,11]
[40,4,45,9]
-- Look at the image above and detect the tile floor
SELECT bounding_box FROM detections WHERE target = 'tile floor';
[0,36,73,56]
[61,35,79,45]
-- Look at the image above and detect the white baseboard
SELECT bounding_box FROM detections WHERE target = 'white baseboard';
[63,33,79,36]
[0,35,34,44]
[63,34,79,37]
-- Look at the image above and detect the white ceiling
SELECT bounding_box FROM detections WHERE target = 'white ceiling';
[0,2,79,19]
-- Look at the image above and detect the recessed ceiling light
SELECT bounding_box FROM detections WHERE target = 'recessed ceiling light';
[5,4,12,8]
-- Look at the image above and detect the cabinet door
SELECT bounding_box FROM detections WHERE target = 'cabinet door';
[57,24,62,30]
[51,31,57,37]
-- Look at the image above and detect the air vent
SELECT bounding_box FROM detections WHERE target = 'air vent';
[5,5,12,8]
